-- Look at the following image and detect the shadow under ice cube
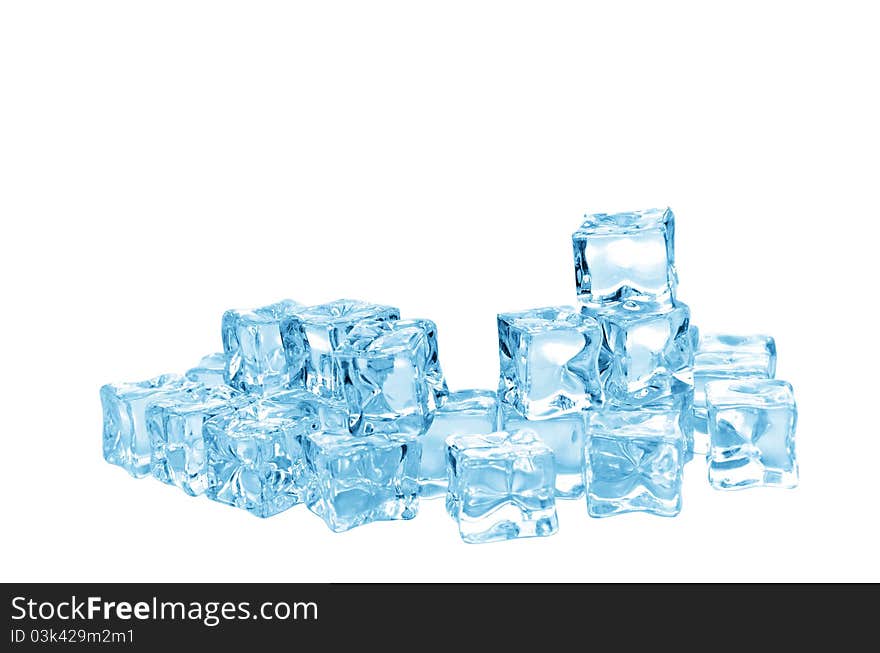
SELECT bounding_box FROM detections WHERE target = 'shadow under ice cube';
[590,301,694,406]
[419,390,499,499]
[500,405,587,499]
[693,334,777,452]
[585,403,687,518]
[573,207,677,309]
[205,390,349,518]
[100,374,190,478]
[303,431,421,533]
[281,299,400,400]
[446,431,558,544]
[147,385,244,496]
[497,306,603,420]
[222,299,304,392]
[334,319,448,435]
[706,379,798,490]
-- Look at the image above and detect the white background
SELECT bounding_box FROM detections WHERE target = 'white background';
[1,1,878,582]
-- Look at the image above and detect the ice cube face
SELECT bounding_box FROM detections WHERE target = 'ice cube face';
[591,301,694,406]
[706,379,797,490]
[205,390,349,518]
[446,431,558,544]
[419,390,499,499]
[638,390,695,463]
[281,299,400,400]
[693,334,777,449]
[222,299,304,392]
[147,385,244,496]
[100,374,190,478]
[500,406,587,499]
[335,319,448,435]
[573,208,677,309]
[497,306,603,420]
[185,353,227,387]
[585,403,687,518]
[303,431,421,532]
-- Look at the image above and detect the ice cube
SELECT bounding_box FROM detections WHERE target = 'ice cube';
[499,405,587,499]
[497,306,603,419]
[706,379,797,490]
[281,299,399,400]
[100,374,190,478]
[185,353,227,387]
[446,431,558,544]
[334,319,448,435]
[693,334,777,452]
[585,401,688,518]
[303,431,421,532]
[419,390,499,499]
[147,385,245,496]
[221,299,304,392]
[589,301,694,407]
[205,390,348,517]
[573,208,677,309]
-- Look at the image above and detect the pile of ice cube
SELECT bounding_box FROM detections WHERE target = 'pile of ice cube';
[101,208,798,543]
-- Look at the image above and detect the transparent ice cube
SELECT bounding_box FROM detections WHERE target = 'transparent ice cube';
[499,405,587,499]
[693,334,777,453]
[303,431,421,533]
[706,379,797,490]
[147,385,245,496]
[334,319,448,435]
[281,299,400,400]
[100,374,190,478]
[446,431,558,544]
[573,208,677,309]
[498,306,603,419]
[419,390,499,499]
[221,299,304,392]
[589,301,694,407]
[205,390,348,517]
[585,402,688,518]
[185,353,227,387]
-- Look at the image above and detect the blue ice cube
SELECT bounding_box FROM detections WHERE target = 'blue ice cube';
[281,299,400,400]
[499,405,587,499]
[585,401,688,518]
[446,431,558,544]
[147,385,245,496]
[101,374,191,478]
[589,301,694,406]
[573,207,677,309]
[706,379,798,490]
[497,306,603,420]
[303,431,421,532]
[205,390,349,518]
[693,334,777,452]
[334,319,448,435]
[221,299,304,392]
[419,390,499,499]
[185,353,227,387]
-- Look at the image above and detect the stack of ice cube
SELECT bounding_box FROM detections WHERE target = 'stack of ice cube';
[444,207,798,543]
[101,208,799,544]
[102,299,444,531]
